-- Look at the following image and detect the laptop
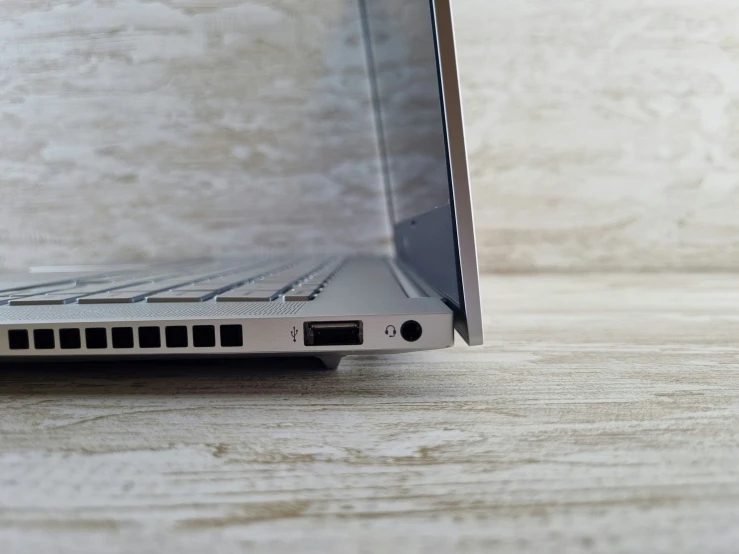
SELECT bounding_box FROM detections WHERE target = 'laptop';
[0,0,482,369]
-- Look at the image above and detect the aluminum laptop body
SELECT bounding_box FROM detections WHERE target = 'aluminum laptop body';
[0,0,482,368]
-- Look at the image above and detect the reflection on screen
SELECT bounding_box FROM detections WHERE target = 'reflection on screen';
[361,0,451,222]
[361,0,462,306]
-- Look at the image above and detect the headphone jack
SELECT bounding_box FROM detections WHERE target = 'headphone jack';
[400,320,423,342]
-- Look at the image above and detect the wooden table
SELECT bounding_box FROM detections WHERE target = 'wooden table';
[2,274,738,553]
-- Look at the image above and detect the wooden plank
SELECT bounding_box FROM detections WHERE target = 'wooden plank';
[1,273,738,552]
[456,0,739,272]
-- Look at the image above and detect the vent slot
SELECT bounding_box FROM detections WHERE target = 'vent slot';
[165,326,188,348]
[112,327,134,349]
[85,328,108,349]
[5,323,254,353]
[220,324,243,347]
[59,328,82,350]
[33,329,55,350]
[8,329,30,350]
[138,327,161,348]
[193,325,216,347]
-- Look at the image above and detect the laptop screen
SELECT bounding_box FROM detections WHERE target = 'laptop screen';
[360,0,473,327]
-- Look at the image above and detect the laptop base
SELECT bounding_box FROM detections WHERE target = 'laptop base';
[0,258,454,367]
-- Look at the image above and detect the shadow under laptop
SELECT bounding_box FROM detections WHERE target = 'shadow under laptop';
[0,356,351,397]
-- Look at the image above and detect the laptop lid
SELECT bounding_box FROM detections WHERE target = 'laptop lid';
[359,0,483,345]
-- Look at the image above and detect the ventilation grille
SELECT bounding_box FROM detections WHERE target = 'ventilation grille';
[0,300,305,323]
[6,323,247,352]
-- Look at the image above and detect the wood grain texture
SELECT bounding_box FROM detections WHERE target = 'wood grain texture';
[2,273,739,553]
[457,0,739,271]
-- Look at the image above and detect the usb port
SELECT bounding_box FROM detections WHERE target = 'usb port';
[304,321,363,347]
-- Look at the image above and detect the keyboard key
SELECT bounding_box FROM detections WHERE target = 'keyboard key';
[283,288,318,301]
[61,285,122,294]
[147,291,216,303]
[9,294,84,306]
[216,291,276,302]
[196,278,243,288]
[0,281,75,295]
[11,284,76,295]
[172,281,240,292]
[300,278,326,286]
[78,291,150,304]
[279,273,311,281]
[145,278,194,289]
[233,283,285,291]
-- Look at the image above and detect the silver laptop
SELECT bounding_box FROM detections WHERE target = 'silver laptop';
[0,0,482,369]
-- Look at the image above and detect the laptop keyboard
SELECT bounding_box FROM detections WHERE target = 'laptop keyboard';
[0,258,343,306]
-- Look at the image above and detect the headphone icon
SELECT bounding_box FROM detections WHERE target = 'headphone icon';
[385,325,397,338]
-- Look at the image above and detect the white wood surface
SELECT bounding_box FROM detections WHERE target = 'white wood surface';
[2,273,739,553]
[459,0,739,271]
